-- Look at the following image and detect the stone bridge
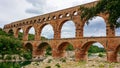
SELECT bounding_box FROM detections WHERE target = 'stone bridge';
[3,1,120,62]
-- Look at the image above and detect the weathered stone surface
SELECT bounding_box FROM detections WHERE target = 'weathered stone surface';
[3,1,120,62]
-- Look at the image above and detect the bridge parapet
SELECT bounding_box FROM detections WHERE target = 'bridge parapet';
[23,36,120,41]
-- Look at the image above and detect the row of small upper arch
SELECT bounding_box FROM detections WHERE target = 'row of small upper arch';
[4,10,79,29]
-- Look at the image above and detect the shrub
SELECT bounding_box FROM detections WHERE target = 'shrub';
[47,59,52,63]
[60,58,66,62]
[20,61,31,66]
[34,62,39,66]
[45,46,52,56]
[45,66,51,68]
[78,61,86,65]
[0,62,21,68]
[5,55,12,60]
[55,63,61,68]
[99,63,105,67]
[13,56,16,60]
[88,53,92,56]
[98,53,104,57]
[22,53,32,60]
[0,56,2,59]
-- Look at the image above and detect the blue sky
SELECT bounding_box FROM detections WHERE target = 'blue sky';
[0,0,120,47]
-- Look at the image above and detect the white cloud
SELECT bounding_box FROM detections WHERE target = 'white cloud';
[41,24,54,39]
[84,16,106,37]
[61,21,76,38]
[93,43,104,48]
[29,27,35,34]
[115,28,120,36]
[25,0,97,14]
[0,0,35,28]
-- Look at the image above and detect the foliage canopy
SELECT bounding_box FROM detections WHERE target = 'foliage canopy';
[0,29,32,60]
[80,0,120,28]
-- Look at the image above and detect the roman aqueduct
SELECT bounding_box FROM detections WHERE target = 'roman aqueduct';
[3,1,120,62]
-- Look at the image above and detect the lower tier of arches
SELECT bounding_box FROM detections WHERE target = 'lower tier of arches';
[23,38,120,62]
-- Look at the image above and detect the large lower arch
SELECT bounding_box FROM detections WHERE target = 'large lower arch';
[36,42,52,57]
[24,43,33,59]
[8,29,14,36]
[24,43,33,51]
[83,16,106,37]
[78,41,106,61]
[115,45,120,62]
[59,20,76,38]
[57,42,75,58]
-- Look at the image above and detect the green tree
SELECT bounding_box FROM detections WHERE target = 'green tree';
[66,44,74,51]
[0,29,9,36]
[80,0,120,28]
[28,33,35,40]
[0,35,22,59]
[0,29,32,60]
[88,45,105,53]
[46,46,52,56]
[18,32,23,40]
[0,29,32,67]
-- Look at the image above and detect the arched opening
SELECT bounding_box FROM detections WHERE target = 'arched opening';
[41,24,54,39]
[81,42,106,62]
[66,13,70,17]
[115,28,120,36]
[59,14,63,19]
[73,11,78,16]
[24,43,33,51]
[48,17,51,20]
[24,43,33,60]
[37,42,52,57]
[53,16,57,19]
[17,28,23,40]
[61,20,76,38]
[57,42,74,59]
[116,45,120,62]
[8,29,14,36]
[27,26,35,41]
[115,17,120,36]
[84,16,106,37]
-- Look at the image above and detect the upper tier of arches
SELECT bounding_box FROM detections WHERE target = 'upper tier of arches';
[6,13,118,40]
[4,1,98,29]
[4,1,119,40]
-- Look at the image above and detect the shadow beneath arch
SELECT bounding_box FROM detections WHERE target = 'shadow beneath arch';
[23,43,33,60]
[8,29,14,36]
[115,45,120,62]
